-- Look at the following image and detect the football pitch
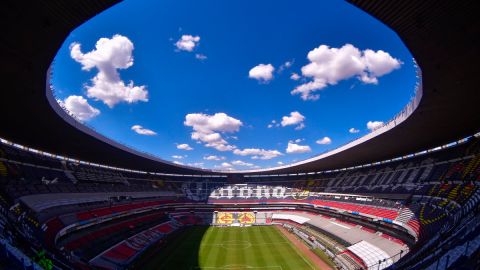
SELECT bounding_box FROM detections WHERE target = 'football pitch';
[140,226,321,270]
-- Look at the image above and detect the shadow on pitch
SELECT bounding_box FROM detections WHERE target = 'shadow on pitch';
[130,225,209,270]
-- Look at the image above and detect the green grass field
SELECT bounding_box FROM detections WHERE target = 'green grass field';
[140,226,320,270]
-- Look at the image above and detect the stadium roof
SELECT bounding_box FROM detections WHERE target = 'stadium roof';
[0,0,478,175]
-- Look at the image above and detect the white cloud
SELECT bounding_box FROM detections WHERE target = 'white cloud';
[232,160,254,167]
[184,113,242,152]
[290,73,301,81]
[175,35,200,52]
[367,121,384,131]
[249,64,275,82]
[286,142,311,154]
[281,111,306,130]
[233,148,283,160]
[208,143,236,152]
[177,143,193,151]
[195,53,207,60]
[131,125,157,136]
[292,44,402,100]
[278,60,293,73]
[291,80,325,100]
[188,162,204,167]
[70,35,148,108]
[185,112,242,134]
[316,136,332,145]
[215,162,234,170]
[363,49,403,78]
[204,155,225,161]
[172,155,185,159]
[173,161,184,165]
[267,120,280,128]
[57,95,100,121]
[277,161,284,165]
[349,127,360,134]
[294,123,306,130]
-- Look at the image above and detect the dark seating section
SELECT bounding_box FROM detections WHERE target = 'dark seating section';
[0,142,176,199]
[74,199,176,222]
[43,217,64,249]
[103,243,137,262]
[172,214,204,225]
[90,221,177,269]
[1,136,480,269]
[62,212,168,260]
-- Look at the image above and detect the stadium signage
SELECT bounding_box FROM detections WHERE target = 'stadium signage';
[182,183,311,201]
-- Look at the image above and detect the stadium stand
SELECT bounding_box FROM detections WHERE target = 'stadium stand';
[1,137,480,254]
[0,136,479,268]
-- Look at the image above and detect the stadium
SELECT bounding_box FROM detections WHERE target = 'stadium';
[1,0,479,269]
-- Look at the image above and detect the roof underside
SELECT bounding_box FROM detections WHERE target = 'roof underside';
[0,0,479,175]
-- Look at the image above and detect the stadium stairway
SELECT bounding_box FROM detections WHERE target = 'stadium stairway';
[418,164,434,183]
[395,207,415,224]
[462,154,480,179]
[64,170,77,184]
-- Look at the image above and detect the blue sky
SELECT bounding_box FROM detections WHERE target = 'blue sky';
[51,0,417,171]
